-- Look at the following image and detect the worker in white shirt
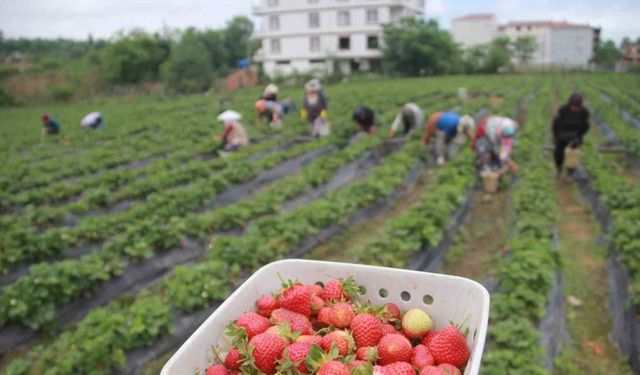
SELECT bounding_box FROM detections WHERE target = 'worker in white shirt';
[388,103,424,138]
[80,112,104,130]
[216,110,249,152]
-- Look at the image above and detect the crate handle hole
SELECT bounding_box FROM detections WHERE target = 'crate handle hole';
[378,288,389,298]
[473,328,477,341]
[358,286,367,295]
[422,294,434,305]
[315,281,324,288]
[401,291,411,301]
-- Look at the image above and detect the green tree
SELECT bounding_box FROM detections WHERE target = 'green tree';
[223,16,256,68]
[197,29,229,74]
[382,18,462,76]
[101,30,170,84]
[161,31,212,93]
[484,37,513,73]
[593,40,621,69]
[511,36,537,65]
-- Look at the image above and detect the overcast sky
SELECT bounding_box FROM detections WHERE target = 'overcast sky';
[0,0,638,43]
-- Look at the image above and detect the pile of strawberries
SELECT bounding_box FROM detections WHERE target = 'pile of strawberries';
[204,276,471,375]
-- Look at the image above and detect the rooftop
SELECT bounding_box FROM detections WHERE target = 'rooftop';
[498,20,593,30]
[453,13,495,21]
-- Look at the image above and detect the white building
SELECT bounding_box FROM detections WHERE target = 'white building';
[451,13,496,49]
[252,0,425,77]
[499,21,594,68]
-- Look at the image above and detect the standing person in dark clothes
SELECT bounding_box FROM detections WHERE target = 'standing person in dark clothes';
[41,114,60,135]
[552,93,590,174]
[352,106,376,135]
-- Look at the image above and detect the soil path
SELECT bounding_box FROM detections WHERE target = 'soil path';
[552,178,632,374]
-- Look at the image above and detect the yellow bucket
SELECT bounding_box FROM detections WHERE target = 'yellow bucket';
[481,171,499,193]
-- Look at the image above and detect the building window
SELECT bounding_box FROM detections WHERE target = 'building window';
[310,37,320,51]
[339,36,350,50]
[276,60,290,65]
[308,0,318,2]
[367,35,379,49]
[270,39,281,53]
[366,9,378,25]
[310,59,325,64]
[269,15,279,30]
[337,11,350,27]
[267,0,278,6]
[309,12,320,28]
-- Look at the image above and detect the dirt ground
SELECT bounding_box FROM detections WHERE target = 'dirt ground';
[552,178,632,375]
[438,188,509,284]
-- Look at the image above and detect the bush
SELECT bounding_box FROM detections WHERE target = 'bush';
[48,82,74,102]
[0,85,13,106]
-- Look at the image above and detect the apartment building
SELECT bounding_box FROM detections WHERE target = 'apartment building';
[252,0,425,77]
[452,14,595,68]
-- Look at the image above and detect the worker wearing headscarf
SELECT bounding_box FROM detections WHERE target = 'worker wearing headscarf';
[216,110,248,152]
[302,79,330,137]
[80,112,104,130]
[352,106,376,135]
[473,115,518,173]
[41,114,60,135]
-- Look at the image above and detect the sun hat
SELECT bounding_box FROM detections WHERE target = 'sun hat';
[217,110,242,123]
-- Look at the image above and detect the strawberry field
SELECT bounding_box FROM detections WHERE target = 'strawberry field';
[0,74,639,375]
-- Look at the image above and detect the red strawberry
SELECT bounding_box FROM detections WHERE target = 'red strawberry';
[282,342,312,372]
[381,323,397,336]
[317,307,333,325]
[328,303,354,328]
[317,360,350,375]
[205,364,229,375]
[412,344,435,369]
[307,283,323,296]
[256,295,279,317]
[373,362,415,375]
[321,331,352,356]
[419,365,442,375]
[270,308,313,335]
[297,334,323,346]
[236,312,270,339]
[348,359,371,370]
[356,346,378,362]
[350,313,384,348]
[320,277,359,302]
[421,330,438,347]
[311,295,325,312]
[376,333,412,365]
[380,303,401,322]
[248,333,287,374]
[224,347,242,370]
[279,284,313,317]
[427,326,470,367]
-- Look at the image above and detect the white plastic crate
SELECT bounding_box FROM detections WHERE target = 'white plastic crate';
[161,259,490,375]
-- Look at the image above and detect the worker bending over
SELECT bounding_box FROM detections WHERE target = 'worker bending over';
[473,115,518,175]
[389,103,424,138]
[216,110,248,152]
[352,106,377,135]
[301,79,330,137]
[41,114,60,135]
[81,112,104,130]
[422,112,476,165]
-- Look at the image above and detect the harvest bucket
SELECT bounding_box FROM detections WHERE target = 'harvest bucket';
[161,259,490,375]
[564,147,582,169]
[481,170,499,193]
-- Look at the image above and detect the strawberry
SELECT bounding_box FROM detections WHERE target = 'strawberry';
[270,308,313,335]
[427,326,469,367]
[247,333,287,374]
[264,326,280,336]
[236,312,270,339]
[348,359,371,370]
[317,360,350,375]
[328,303,354,328]
[381,323,397,336]
[373,362,415,375]
[380,303,401,322]
[311,295,325,312]
[205,364,229,375]
[321,331,353,356]
[402,308,433,339]
[279,342,313,373]
[421,330,438,347]
[317,307,333,325]
[320,277,359,302]
[279,284,313,317]
[297,334,323,346]
[356,346,378,362]
[376,333,412,365]
[224,347,242,370]
[419,365,443,375]
[350,313,384,348]
[256,295,279,318]
[412,344,434,369]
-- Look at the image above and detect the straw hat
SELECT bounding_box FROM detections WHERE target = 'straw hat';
[305,79,321,92]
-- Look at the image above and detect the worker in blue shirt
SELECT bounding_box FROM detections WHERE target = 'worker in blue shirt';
[422,112,475,165]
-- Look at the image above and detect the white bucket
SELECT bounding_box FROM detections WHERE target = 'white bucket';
[161,259,490,375]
